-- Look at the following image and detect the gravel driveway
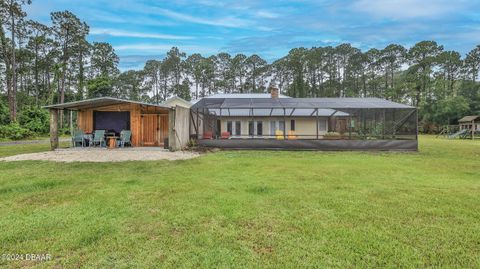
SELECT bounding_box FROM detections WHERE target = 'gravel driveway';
[0,148,200,162]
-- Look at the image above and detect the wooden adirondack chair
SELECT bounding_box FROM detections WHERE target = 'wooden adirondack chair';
[72,129,85,147]
[91,130,106,147]
[119,130,132,147]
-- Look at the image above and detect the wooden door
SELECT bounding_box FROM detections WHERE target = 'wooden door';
[158,114,169,145]
[142,114,158,146]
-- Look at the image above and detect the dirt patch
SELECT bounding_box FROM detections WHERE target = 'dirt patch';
[0,148,200,162]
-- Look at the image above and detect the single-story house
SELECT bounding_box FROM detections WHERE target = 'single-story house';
[44,89,418,151]
[190,88,418,151]
[44,97,190,150]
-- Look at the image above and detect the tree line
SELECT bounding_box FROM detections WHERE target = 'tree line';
[1,0,479,138]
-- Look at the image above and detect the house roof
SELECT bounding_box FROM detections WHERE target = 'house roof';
[458,115,479,122]
[162,96,192,108]
[192,97,414,110]
[43,97,170,110]
[205,93,291,99]
[207,108,350,117]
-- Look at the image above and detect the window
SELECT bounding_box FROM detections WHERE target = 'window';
[270,120,285,136]
[279,121,285,133]
[319,119,327,132]
[227,121,233,135]
[257,121,263,136]
[270,121,276,136]
[235,121,241,136]
[290,120,295,131]
[249,121,263,136]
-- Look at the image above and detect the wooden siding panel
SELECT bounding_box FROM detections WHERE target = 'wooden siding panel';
[74,103,170,147]
[158,114,168,145]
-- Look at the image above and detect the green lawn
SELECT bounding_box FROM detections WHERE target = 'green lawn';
[0,136,479,268]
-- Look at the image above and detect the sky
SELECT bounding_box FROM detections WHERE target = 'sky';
[25,0,480,71]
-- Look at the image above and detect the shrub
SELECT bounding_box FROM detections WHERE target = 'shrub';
[0,123,33,140]
[18,107,50,134]
[0,100,9,125]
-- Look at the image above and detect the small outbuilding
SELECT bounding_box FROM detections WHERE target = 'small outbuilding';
[458,115,479,139]
[458,116,480,131]
[44,97,190,151]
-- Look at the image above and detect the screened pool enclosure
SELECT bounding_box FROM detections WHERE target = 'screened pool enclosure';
[190,97,418,151]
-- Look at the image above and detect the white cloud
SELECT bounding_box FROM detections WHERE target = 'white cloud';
[121,4,253,28]
[351,0,467,20]
[90,28,194,40]
[153,7,252,28]
[256,10,280,19]
[114,43,219,55]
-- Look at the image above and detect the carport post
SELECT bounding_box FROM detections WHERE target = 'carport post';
[49,108,59,150]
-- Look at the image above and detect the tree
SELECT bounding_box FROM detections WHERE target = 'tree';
[464,45,480,82]
[25,20,50,105]
[143,59,162,103]
[285,48,308,97]
[429,96,469,125]
[436,51,462,96]
[51,10,89,126]
[214,52,232,93]
[380,44,406,99]
[164,47,185,89]
[184,53,203,99]
[115,70,144,101]
[407,41,443,106]
[245,54,267,93]
[199,57,214,96]
[0,0,31,122]
[87,76,112,98]
[231,54,247,93]
[175,78,191,101]
[91,42,119,78]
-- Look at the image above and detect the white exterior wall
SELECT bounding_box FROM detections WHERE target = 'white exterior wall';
[218,117,329,138]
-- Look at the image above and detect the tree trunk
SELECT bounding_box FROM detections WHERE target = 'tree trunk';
[49,109,59,150]
[9,7,17,122]
[34,41,40,106]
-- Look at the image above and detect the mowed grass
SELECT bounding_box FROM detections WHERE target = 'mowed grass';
[0,136,479,268]
[0,142,69,158]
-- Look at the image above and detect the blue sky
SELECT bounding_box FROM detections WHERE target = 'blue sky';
[26,0,480,70]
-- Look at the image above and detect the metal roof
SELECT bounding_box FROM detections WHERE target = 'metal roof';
[43,97,170,110]
[192,97,414,110]
[458,115,479,122]
[162,96,192,108]
[205,93,291,99]
[208,108,350,117]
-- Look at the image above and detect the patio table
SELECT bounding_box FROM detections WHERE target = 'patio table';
[107,136,118,149]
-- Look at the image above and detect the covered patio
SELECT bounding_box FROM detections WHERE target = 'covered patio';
[191,97,418,151]
[44,97,191,151]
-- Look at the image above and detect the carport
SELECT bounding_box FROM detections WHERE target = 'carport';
[44,97,190,151]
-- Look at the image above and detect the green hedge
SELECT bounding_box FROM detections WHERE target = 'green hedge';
[18,107,50,134]
[0,123,33,140]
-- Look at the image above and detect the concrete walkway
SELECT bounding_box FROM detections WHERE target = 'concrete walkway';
[0,147,199,162]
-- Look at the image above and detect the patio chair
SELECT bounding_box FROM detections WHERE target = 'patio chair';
[275,130,284,140]
[119,130,132,148]
[91,130,106,147]
[72,129,85,147]
[220,131,230,139]
[203,131,213,139]
[287,130,297,140]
